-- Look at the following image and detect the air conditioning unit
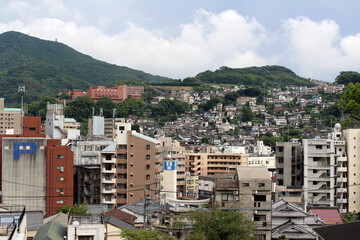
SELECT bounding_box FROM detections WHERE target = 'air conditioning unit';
[253,210,257,214]
[60,169,64,172]
[60,192,64,195]
[254,190,258,194]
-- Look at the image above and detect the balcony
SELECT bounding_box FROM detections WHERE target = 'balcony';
[102,168,116,174]
[102,157,116,164]
[337,198,347,204]
[102,188,116,194]
[101,198,116,205]
[102,178,116,184]
[336,167,347,174]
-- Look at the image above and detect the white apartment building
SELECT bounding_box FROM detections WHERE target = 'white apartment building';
[303,124,348,213]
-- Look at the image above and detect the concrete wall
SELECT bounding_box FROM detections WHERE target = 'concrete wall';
[2,138,47,212]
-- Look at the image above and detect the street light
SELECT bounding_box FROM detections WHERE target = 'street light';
[72,221,79,240]
[18,86,25,135]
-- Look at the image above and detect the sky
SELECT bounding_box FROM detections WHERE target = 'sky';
[0,0,360,82]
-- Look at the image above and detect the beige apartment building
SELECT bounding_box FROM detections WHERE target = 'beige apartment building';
[0,98,21,134]
[345,128,360,213]
[185,152,248,176]
[100,121,162,208]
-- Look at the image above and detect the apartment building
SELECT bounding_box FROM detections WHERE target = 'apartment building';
[303,124,348,212]
[158,137,186,197]
[0,98,21,134]
[72,140,114,204]
[185,152,248,176]
[345,128,360,213]
[214,166,272,240]
[275,141,303,205]
[100,121,162,208]
[0,116,73,216]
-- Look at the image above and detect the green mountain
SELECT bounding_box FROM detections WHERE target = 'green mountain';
[189,65,315,88]
[0,31,172,104]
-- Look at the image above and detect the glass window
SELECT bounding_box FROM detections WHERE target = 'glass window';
[222,193,228,201]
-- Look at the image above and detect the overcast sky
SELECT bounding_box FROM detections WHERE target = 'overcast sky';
[0,0,359,82]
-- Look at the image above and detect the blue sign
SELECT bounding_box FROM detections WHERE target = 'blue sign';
[164,161,177,170]
[13,142,37,159]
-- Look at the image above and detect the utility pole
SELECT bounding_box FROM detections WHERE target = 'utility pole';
[18,86,25,135]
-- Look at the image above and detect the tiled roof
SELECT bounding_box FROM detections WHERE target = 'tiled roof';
[34,221,67,240]
[309,209,343,224]
[314,221,360,240]
[104,216,138,230]
[104,209,136,224]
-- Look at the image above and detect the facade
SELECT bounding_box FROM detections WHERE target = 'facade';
[275,141,303,205]
[198,175,215,200]
[185,173,199,198]
[0,98,21,135]
[185,152,249,176]
[303,124,348,212]
[61,85,144,103]
[345,128,360,213]
[158,137,186,198]
[72,139,114,205]
[0,117,73,216]
[214,166,272,240]
[100,121,162,208]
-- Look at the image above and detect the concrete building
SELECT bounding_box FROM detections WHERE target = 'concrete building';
[72,139,114,205]
[185,152,248,176]
[215,166,272,240]
[0,117,73,216]
[345,128,360,213]
[0,98,21,135]
[46,103,65,139]
[100,121,162,208]
[275,141,303,205]
[158,137,186,198]
[185,173,199,198]
[303,124,348,212]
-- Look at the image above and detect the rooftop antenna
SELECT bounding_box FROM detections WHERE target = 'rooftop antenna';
[18,86,25,135]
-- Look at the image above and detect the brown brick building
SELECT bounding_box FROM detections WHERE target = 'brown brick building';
[100,123,162,208]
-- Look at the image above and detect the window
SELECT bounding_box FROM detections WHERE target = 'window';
[56,200,64,204]
[57,166,64,171]
[118,144,127,149]
[105,195,111,201]
[29,127,36,131]
[117,194,126,199]
[222,193,228,201]
[105,155,112,160]
[56,189,64,193]
[278,169,283,175]
[105,184,112,190]
[316,145,323,149]
[57,155,64,159]
[146,154,151,159]
[117,154,127,159]
[253,215,266,221]
[117,174,127,179]
[119,126,125,130]
[146,145,150,150]
[117,164,127,169]
[57,177,64,181]
[277,147,283,152]
[117,184,126,189]
[105,175,112,180]
[258,183,265,187]
[105,165,112,170]
[277,158,284,163]
[146,174,150,180]
[254,195,266,201]
[146,164,150,170]
[243,183,249,187]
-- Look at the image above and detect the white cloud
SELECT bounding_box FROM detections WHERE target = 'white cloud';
[0,9,271,79]
[283,17,360,81]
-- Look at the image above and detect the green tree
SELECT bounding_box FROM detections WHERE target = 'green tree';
[26,96,57,120]
[278,235,289,240]
[57,203,88,215]
[335,71,360,85]
[188,208,255,240]
[95,96,115,118]
[241,106,253,122]
[340,83,360,117]
[58,92,71,100]
[344,213,356,222]
[262,136,282,150]
[65,95,94,122]
[121,229,174,240]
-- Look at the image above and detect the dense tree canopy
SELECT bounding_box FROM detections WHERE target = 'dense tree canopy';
[188,208,255,240]
[335,71,360,85]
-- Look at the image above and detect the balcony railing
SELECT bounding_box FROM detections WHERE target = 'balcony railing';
[102,157,116,164]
